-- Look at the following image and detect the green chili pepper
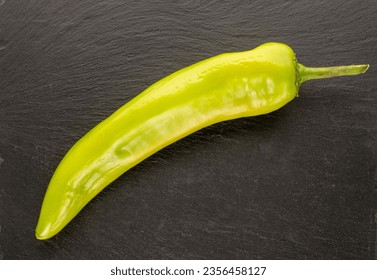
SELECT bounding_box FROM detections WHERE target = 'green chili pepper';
[35,42,369,240]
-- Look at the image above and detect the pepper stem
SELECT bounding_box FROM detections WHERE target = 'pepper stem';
[298,63,369,85]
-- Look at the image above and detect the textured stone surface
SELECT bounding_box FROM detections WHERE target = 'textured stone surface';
[0,0,376,259]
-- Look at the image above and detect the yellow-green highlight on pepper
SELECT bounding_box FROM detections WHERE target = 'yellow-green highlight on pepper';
[35,42,369,240]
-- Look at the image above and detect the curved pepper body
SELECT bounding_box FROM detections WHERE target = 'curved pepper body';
[35,42,368,240]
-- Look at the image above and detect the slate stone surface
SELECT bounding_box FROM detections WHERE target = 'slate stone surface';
[0,0,376,259]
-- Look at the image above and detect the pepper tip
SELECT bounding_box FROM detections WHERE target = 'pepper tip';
[35,230,51,240]
[35,222,54,240]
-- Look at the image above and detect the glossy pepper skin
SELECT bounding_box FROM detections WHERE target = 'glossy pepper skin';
[36,42,368,240]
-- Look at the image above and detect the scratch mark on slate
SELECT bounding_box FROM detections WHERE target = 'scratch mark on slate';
[0,40,8,51]
[0,156,4,167]
[0,0,5,7]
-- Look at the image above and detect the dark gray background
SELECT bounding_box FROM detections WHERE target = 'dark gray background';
[0,0,376,259]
